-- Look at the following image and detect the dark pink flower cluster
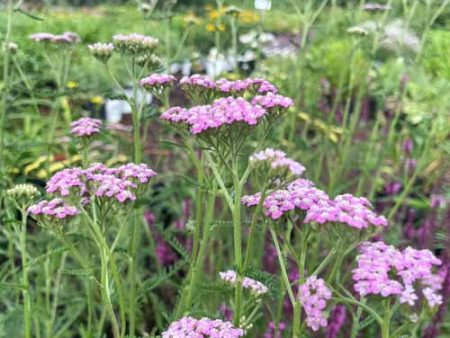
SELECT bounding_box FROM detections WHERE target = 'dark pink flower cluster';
[243,178,388,229]
[352,241,443,307]
[263,321,286,338]
[29,32,80,44]
[326,305,347,338]
[70,117,102,137]
[251,92,294,110]
[140,74,176,89]
[161,97,267,134]
[250,148,305,176]
[299,276,332,331]
[161,316,244,338]
[219,270,268,296]
[28,198,79,220]
[46,163,156,203]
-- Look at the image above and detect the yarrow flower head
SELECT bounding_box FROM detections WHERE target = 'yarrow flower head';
[179,74,216,102]
[140,74,176,94]
[161,97,267,135]
[251,92,294,113]
[112,33,158,55]
[28,198,79,220]
[46,163,156,204]
[88,42,114,63]
[70,117,102,138]
[30,32,80,45]
[250,148,305,177]
[162,316,244,338]
[352,241,443,308]
[219,270,268,296]
[299,276,332,331]
[7,184,40,207]
[248,178,388,230]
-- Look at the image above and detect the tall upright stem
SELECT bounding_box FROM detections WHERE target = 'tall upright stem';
[0,0,13,171]
[232,157,243,326]
[20,208,32,338]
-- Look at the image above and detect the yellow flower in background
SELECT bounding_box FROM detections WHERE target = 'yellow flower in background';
[297,112,342,143]
[239,10,260,24]
[217,23,226,32]
[90,95,105,105]
[66,81,79,89]
[106,154,128,167]
[206,23,216,32]
[24,156,50,175]
[183,11,202,26]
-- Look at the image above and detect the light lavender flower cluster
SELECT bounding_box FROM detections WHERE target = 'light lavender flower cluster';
[45,163,157,203]
[363,2,392,11]
[70,117,102,137]
[299,276,332,331]
[29,32,80,44]
[352,241,443,308]
[249,148,305,176]
[112,33,158,55]
[243,178,388,230]
[161,316,244,338]
[140,74,176,91]
[179,75,279,95]
[251,92,294,111]
[28,198,79,220]
[161,97,267,135]
[219,270,269,296]
[88,42,114,63]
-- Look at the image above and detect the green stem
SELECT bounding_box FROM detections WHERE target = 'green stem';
[232,157,243,327]
[182,183,217,314]
[20,208,31,338]
[0,0,13,171]
[128,211,139,336]
[381,300,391,338]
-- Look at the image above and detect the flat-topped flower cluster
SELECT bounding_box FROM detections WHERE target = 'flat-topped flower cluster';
[178,75,278,95]
[162,97,267,134]
[29,32,80,44]
[70,117,102,137]
[28,198,80,220]
[87,43,114,63]
[162,316,244,338]
[28,163,156,221]
[219,270,269,296]
[299,276,332,331]
[112,33,159,55]
[352,241,443,307]
[154,75,292,136]
[250,148,305,177]
[243,178,388,230]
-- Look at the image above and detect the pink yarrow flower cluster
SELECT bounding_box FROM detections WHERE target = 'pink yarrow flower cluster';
[28,198,79,220]
[243,178,388,229]
[70,117,102,137]
[352,241,443,308]
[250,148,305,176]
[215,78,278,94]
[29,32,80,44]
[161,97,267,134]
[252,92,294,110]
[299,276,332,331]
[46,163,156,203]
[219,270,268,296]
[140,74,176,89]
[162,316,244,338]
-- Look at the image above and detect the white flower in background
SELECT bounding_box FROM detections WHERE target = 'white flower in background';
[255,0,272,11]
